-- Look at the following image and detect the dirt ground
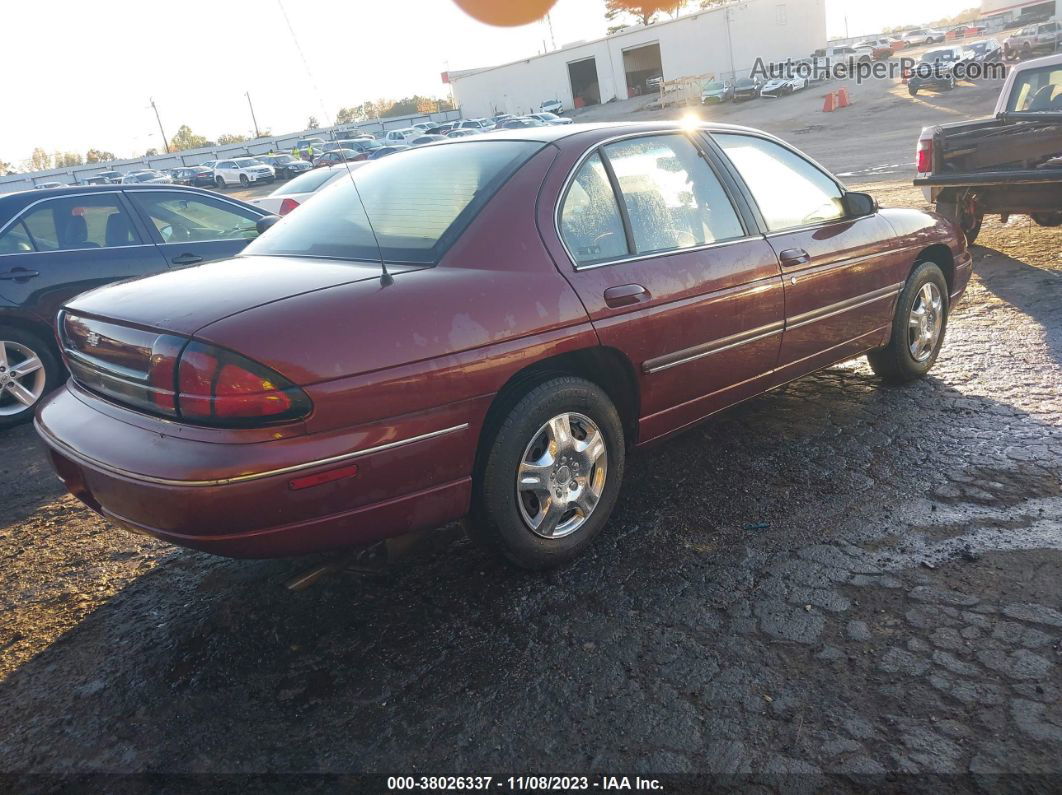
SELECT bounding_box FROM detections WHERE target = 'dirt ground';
[2,63,1061,784]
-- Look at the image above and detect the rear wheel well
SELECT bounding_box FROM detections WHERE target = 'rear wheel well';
[913,244,955,294]
[473,347,640,478]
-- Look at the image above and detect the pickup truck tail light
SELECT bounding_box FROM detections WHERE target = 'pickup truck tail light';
[916,136,933,174]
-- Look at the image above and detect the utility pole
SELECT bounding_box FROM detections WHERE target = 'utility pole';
[150,97,169,153]
[245,91,261,138]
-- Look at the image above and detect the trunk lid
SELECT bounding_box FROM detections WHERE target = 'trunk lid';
[65,255,407,336]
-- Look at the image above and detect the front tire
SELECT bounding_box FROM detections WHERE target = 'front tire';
[470,377,625,569]
[215,176,225,188]
[867,262,949,384]
[0,327,60,429]
[239,174,250,187]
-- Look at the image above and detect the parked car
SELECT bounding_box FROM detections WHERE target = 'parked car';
[34,122,970,568]
[492,114,516,125]
[528,112,573,125]
[312,149,361,167]
[213,157,275,188]
[34,182,64,190]
[254,153,313,180]
[121,170,172,185]
[1004,21,1062,59]
[500,117,546,129]
[701,79,734,104]
[409,134,449,146]
[171,166,216,187]
[248,163,365,216]
[457,119,495,132]
[427,122,457,134]
[645,74,665,90]
[446,129,478,138]
[294,137,326,152]
[540,99,563,113]
[903,28,947,46]
[731,77,762,101]
[90,170,123,185]
[367,144,410,159]
[760,74,808,97]
[959,39,1004,68]
[0,184,268,427]
[382,128,419,145]
[915,52,1062,243]
[854,39,895,60]
[907,47,965,95]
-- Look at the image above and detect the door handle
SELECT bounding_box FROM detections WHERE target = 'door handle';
[0,268,39,280]
[604,284,650,308]
[779,248,811,267]
[170,253,204,266]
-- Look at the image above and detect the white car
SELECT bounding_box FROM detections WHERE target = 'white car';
[120,170,173,184]
[904,28,946,46]
[213,157,275,188]
[760,75,808,97]
[540,99,564,113]
[528,111,573,125]
[248,163,367,216]
[455,118,494,132]
[382,128,419,144]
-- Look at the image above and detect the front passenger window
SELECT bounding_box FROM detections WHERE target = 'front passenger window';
[714,133,845,231]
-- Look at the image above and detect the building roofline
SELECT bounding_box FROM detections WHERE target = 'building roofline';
[449,2,736,82]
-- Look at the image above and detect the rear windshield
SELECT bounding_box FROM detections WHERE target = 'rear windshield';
[244,140,542,264]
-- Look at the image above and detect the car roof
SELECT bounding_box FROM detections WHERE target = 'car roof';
[0,182,264,215]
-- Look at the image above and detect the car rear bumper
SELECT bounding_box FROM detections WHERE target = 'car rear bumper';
[35,385,475,558]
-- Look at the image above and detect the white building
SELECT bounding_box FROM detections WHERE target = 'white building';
[450,0,827,118]
[979,0,1057,26]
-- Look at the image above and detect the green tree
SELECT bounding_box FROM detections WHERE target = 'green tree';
[53,151,83,168]
[169,125,209,151]
[217,133,247,144]
[27,148,51,171]
[336,106,358,125]
[605,0,659,28]
[0,159,12,176]
[306,115,320,129]
[85,148,116,163]
[145,148,159,157]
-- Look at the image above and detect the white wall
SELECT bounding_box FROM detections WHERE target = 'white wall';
[452,0,827,118]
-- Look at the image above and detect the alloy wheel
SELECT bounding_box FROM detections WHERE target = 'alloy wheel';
[516,412,607,539]
[0,340,46,417]
[908,282,944,362]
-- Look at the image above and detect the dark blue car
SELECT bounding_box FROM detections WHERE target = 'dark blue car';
[0,184,268,427]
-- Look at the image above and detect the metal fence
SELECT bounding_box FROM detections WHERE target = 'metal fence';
[0,109,463,193]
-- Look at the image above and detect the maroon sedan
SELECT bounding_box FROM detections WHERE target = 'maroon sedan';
[36,122,972,569]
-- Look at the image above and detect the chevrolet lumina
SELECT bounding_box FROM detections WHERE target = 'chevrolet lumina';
[35,122,972,569]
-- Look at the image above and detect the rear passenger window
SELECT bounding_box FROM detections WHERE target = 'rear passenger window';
[18,195,141,251]
[559,152,629,265]
[602,134,744,255]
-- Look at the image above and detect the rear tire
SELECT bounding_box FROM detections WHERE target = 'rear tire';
[1031,211,1062,227]
[469,377,625,569]
[0,327,61,429]
[215,176,225,188]
[867,262,950,384]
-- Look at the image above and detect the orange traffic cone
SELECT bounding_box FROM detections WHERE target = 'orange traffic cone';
[837,88,851,108]
[823,92,836,112]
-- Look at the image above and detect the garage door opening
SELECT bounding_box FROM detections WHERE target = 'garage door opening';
[1019,1,1056,23]
[623,42,662,98]
[567,57,601,109]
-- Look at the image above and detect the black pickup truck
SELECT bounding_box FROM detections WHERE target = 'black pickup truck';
[913,53,1062,243]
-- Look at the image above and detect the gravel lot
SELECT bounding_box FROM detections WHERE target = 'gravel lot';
[1,67,1060,783]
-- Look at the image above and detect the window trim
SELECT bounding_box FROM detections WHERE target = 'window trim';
[708,130,852,236]
[124,188,266,246]
[0,191,151,255]
[554,130,754,271]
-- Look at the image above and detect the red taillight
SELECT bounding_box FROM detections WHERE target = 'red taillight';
[176,341,309,425]
[916,139,933,174]
[278,197,300,215]
[147,335,184,413]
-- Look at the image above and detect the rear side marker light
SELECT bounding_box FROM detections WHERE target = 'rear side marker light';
[288,464,360,491]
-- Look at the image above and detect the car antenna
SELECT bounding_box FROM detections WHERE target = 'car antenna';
[276,0,391,286]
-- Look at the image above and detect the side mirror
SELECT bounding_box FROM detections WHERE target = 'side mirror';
[843,191,877,218]
[256,214,281,235]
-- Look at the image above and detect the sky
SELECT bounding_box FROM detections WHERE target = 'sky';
[2,0,977,165]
